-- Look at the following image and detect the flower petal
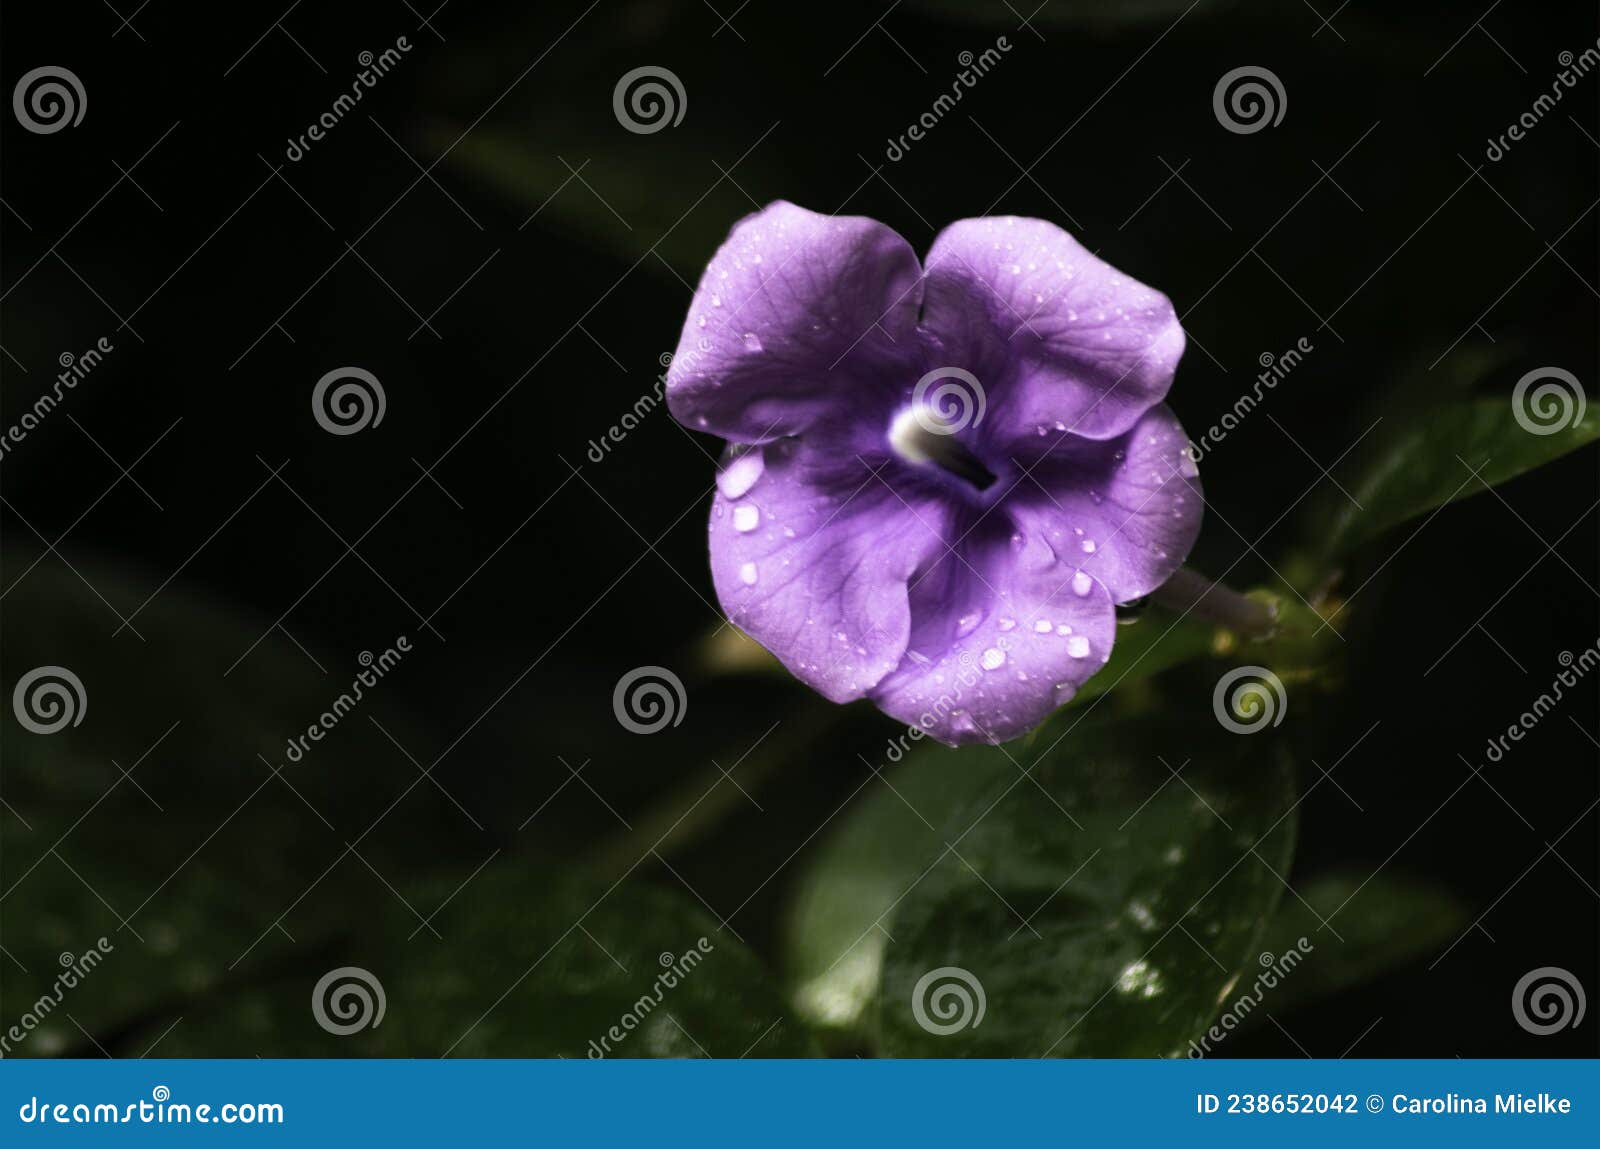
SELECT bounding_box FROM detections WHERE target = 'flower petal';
[870,521,1118,746]
[920,216,1185,443]
[1006,404,1203,603]
[709,439,948,703]
[668,201,924,444]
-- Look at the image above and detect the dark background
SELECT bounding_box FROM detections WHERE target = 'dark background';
[1,0,1596,1057]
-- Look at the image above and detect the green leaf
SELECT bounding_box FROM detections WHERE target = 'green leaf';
[874,709,1298,1057]
[1324,397,1598,555]
[129,869,816,1058]
[1066,591,1336,711]
[1070,609,1216,707]
[0,856,299,1058]
[782,738,1012,1041]
[1,562,470,1054]
[1240,870,1471,1025]
[2,560,446,831]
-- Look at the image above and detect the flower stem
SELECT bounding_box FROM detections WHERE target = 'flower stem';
[1150,566,1277,639]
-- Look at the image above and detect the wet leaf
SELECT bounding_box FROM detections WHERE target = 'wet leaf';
[875,708,1297,1056]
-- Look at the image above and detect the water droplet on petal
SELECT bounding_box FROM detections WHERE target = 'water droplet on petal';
[742,332,763,352]
[1080,539,1097,554]
[1177,449,1199,479]
[1066,635,1091,658]
[739,562,758,586]
[717,451,765,498]
[980,647,1006,671]
[1034,619,1053,633]
[998,618,1016,632]
[956,611,983,638]
[732,504,761,532]
[1072,571,1093,596]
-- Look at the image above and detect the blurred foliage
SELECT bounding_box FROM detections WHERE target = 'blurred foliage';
[1322,397,1599,557]
[131,872,816,1058]
[1243,871,1471,1027]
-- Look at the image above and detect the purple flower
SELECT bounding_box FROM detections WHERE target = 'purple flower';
[667,202,1201,745]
